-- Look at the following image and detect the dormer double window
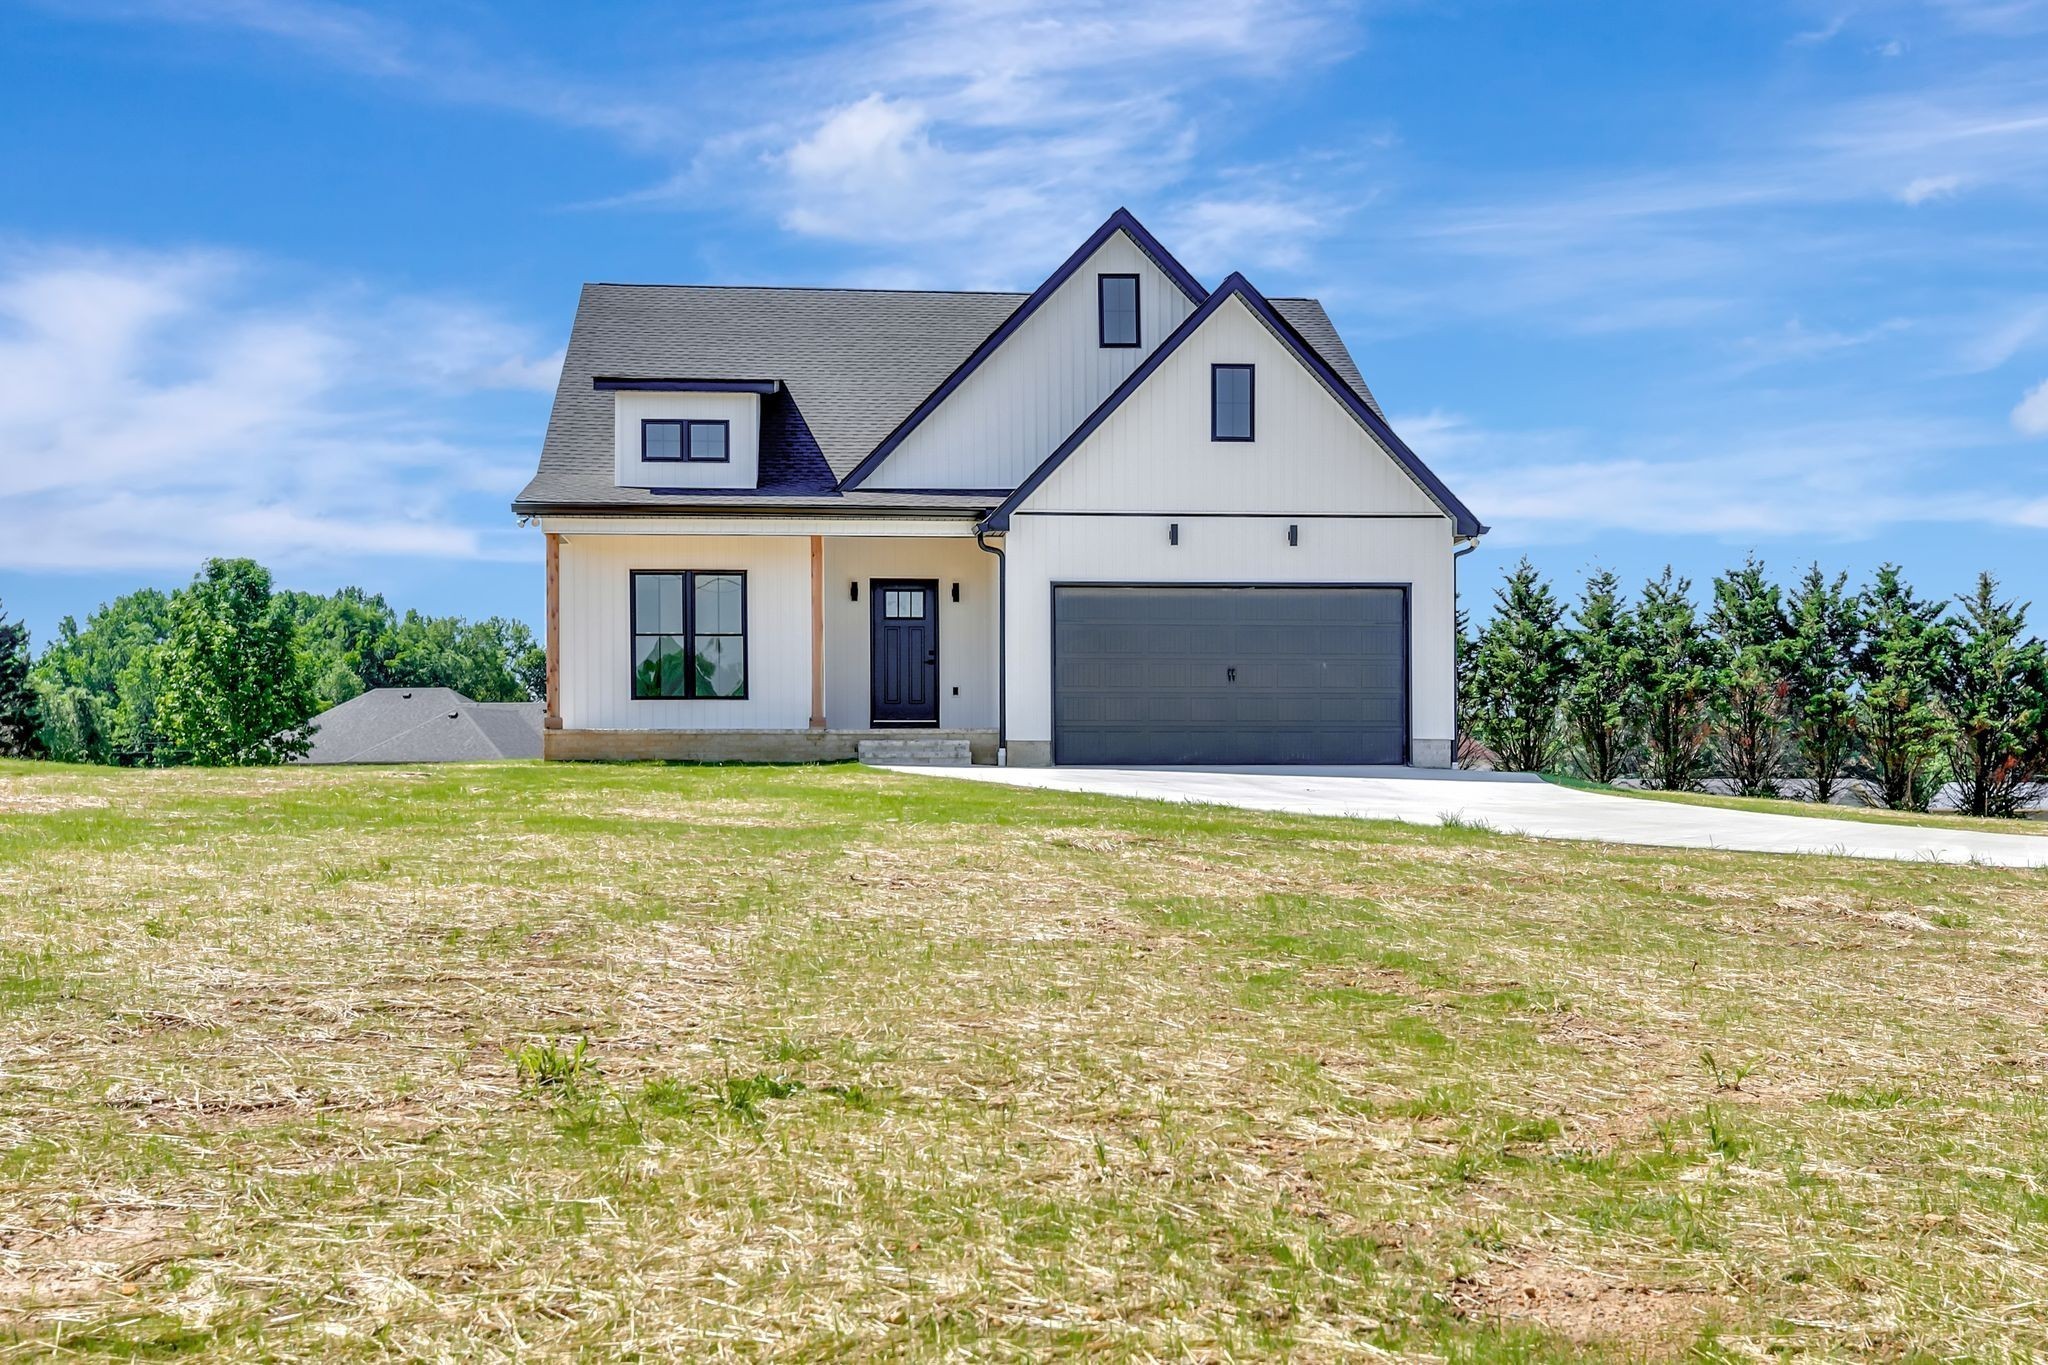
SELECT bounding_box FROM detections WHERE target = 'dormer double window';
[643,418,729,463]
[1097,273,1139,348]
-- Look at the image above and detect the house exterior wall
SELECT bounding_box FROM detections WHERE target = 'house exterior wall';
[821,536,998,730]
[1025,296,1445,517]
[1001,515,1458,765]
[863,231,1199,491]
[612,390,762,490]
[556,531,810,731]
[552,528,998,736]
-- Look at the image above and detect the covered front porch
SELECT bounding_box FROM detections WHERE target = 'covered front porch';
[540,516,1001,763]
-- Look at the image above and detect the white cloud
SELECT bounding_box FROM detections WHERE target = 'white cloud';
[1955,299,2048,371]
[1165,196,1332,275]
[738,0,1358,280]
[2014,377,2048,434]
[1394,409,2047,544]
[1899,172,1966,203]
[0,242,553,572]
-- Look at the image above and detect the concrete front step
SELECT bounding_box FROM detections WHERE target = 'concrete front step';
[858,737,974,767]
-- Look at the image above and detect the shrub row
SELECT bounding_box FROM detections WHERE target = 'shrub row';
[1460,559,2047,816]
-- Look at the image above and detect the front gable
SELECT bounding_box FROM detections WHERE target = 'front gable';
[850,212,1203,492]
[989,277,1484,534]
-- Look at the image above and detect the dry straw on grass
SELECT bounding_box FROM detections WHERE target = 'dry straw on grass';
[1,758,2046,1360]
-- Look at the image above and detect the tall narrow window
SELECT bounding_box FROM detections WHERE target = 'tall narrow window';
[1211,364,1254,441]
[1098,273,1139,348]
[631,571,748,699]
[642,418,730,463]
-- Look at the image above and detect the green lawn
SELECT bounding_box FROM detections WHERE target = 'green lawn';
[2,758,2046,1360]
[1544,772,2048,837]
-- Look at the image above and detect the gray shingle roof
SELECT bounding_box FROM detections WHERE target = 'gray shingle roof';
[299,688,543,763]
[514,284,1385,516]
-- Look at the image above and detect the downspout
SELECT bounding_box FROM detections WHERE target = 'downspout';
[1452,537,1480,767]
[974,522,1007,766]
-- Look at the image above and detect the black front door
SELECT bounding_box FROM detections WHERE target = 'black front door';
[870,579,940,726]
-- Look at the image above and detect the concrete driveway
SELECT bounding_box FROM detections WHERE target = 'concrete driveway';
[884,765,2048,869]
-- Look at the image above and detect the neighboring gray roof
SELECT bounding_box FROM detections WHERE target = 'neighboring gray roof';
[514,284,1384,516]
[300,688,543,764]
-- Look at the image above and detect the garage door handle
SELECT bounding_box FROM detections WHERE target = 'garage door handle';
[1227,667,1237,682]
[926,652,937,665]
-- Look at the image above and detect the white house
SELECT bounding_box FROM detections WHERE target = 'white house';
[514,210,1486,767]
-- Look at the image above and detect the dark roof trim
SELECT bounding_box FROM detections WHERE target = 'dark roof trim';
[593,378,781,393]
[840,208,1208,490]
[981,273,1487,538]
[513,502,989,519]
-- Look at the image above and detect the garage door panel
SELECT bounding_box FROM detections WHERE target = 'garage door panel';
[1052,586,1407,766]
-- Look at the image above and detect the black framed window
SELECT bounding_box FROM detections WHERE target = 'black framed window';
[1098,273,1139,348]
[642,418,730,463]
[631,571,747,699]
[1211,364,1254,441]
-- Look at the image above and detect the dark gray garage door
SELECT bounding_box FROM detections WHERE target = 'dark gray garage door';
[1052,586,1407,766]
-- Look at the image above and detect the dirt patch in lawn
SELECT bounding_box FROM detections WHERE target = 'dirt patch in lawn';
[1450,1250,1725,1350]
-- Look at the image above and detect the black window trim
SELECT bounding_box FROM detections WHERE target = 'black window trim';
[1097,272,1141,349]
[629,569,749,700]
[641,417,732,463]
[1211,363,1255,442]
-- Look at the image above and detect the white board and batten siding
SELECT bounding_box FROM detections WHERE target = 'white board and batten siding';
[555,533,810,731]
[863,231,1198,491]
[553,531,1000,733]
[1003,294,1461,760]
[613,390,762,490]
[821,537,997,731]
[1023,296,1445,517]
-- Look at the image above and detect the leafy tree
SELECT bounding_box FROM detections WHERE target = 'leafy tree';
[29,589,175,764]
[511,626,547,704]
[0,600,36,758]
[1938,574,2048,818]
[1630,568,1722,791]
[1563,570,1635,783]
[381,612,541,703]
[285,586,400,708]
[155,559,316,766]
[1783,566,1863,805]
[1466,559,1574,772]
[1855,564,1952,811]
[1707,557,1792,797]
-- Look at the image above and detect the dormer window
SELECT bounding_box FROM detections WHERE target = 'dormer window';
[643,418,730,463]
[1098,273,1139,348]
[1211,364,1254,441]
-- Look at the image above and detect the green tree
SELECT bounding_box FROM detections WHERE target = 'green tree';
[29,589,175,764]
[510,624,547,704]
[0,599,36,758]
[1938,574,2047,818]
[1707,557,1792,797]
[1855,564,1952,811]
[156,559,316,766]
[1466,559,1574,772]
[1563,569,1636,783]
[1630,568,1722,792]
[284,586,399,708]
[1783,566,1863,805]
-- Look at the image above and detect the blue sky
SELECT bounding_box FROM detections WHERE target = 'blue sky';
[2,0,2046,642]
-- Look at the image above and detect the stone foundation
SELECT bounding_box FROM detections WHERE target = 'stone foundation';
[546,728,999,765]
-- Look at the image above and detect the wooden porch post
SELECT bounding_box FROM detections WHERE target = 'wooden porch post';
[808,534,826,730]
[544,532,562,731]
